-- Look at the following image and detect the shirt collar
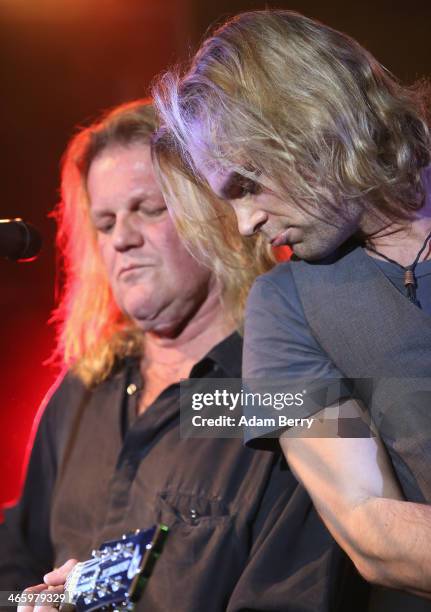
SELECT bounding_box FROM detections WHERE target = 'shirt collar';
[191,331,243,379]
[125,331,243,383]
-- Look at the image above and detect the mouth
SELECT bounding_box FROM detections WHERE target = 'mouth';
[270,229,293,248]
[119,263,155,278]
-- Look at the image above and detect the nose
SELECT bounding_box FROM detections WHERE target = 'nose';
[112,212,144,251]
[235,204,268,237]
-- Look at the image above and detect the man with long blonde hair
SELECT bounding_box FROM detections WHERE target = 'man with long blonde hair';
[154,9,431,606]
[0,99,369,611]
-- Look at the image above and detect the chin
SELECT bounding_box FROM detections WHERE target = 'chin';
[290,243,319,261]
[292,239,340,261]
[132,311,187,338]
[152,321,183,337]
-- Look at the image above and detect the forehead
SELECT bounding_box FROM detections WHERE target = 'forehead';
[87,143,159,206]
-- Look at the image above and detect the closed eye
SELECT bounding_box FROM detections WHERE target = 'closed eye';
[93,217,115,234]
[141,205,167,218]
[221,172,262,200]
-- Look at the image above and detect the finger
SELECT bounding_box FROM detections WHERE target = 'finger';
[33,585,65,612]
[17,584,48,612]
[43,559,78,586]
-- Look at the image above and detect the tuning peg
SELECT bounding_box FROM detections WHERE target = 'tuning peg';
[96,585,111,598]
[112,578,127,590]
[121,542,135,556]
[92,549,103,558]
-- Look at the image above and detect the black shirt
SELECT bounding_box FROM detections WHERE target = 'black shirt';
[0,333,367,611]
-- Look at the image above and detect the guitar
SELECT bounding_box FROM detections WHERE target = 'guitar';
[61,524,168,612]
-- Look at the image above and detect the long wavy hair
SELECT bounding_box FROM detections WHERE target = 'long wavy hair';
[152,128,275,326]
[53,99,275,387]
[52,100,160,387]
[154,9,431,253]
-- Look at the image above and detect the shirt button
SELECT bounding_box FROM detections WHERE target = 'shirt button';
[127,383,138,395]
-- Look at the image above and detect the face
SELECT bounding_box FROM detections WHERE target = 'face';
[190,144,362,261]
[87,143,214,335]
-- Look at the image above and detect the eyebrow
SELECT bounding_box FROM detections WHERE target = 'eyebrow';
[90,209,113,221]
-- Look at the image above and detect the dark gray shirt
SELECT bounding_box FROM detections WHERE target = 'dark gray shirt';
[243,252,431,611]
[244,255,431,447]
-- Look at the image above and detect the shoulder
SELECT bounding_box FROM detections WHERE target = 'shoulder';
[249,244,365,312]
[38,369,87,423]
[246,261,307,329]
[28,370,88,452]
[40,360,130,424]
[243,260,346,380]
[249,261,297,297]
[243,262,311,377]
[31,363,129,460]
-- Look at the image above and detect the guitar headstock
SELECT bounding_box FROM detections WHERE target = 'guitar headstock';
[63,524,168,612]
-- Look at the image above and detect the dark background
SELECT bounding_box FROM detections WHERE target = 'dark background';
[1,0,430,509]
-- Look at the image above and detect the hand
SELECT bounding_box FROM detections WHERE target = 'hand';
[18,559,78,612]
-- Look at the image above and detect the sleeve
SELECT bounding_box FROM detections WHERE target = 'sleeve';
[243,267,352,448]
[225,454,369,612]
[0,371,71,591]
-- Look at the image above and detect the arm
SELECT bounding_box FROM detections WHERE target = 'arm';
[0,371,71,590]
[280,401,431,596]
[0,421,56,589]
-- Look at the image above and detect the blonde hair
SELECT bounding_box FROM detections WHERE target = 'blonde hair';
[53,98,274,387]
[52,100,156,387]
[154,9,431,242]
[153,129,275,326]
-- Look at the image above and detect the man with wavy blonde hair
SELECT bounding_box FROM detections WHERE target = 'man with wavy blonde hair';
[154,9,431,607]
[0,99,369,612]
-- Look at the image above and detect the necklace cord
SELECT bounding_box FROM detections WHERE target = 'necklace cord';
[366,228,431,306]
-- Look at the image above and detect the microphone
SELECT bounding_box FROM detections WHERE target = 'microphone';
[0,218,43,261]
